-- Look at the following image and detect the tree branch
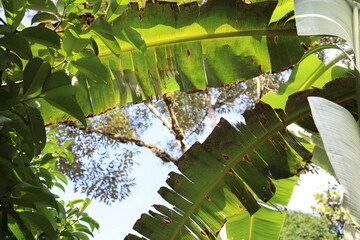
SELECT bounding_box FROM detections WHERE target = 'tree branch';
[63,121,177,163]
[163,93,189,153]
[145,101,174,134]
[204,90,217,129]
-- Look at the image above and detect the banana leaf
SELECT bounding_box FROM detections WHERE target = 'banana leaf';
[125,77,356,240]
[38,0,312,124]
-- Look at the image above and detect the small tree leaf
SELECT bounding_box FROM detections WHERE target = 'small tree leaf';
[74,223,93,236]
[0,88,20,111]
[90,18,121,56]
[18,212,57,240]
[11,183,58,210]
[63,26,91,56]
[31,12,58,24]
[72,231,90,240]
[43,93,87,127]
[89,38,99,56]
[7,215,27,240]
[42,71,72,93]
[23,57,51,98]
[92,0,102,14]
[51,170,68,185]
[25,106,46,155]
[114,25,146,55]
[0,34,32,60]
[105,0,130,22]
[80,217,100,231]
[71,56,109,83]
[19,26,61,49]
[2,0,26,31]
[27,0,58,13]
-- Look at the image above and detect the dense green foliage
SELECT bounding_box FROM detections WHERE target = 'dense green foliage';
[280,211,335,240]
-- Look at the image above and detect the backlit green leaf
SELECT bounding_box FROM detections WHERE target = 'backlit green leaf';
[31,12,58,24]
[23,57,51,98]
[43,93,87,127]
[25,106,46,155]
[105,0,130,22]
[114,25,146,55]
[0,34,32,60]
[19,26,61,49]
[27,0,58,13]
[63,26,91,56]
[71,56,109,83]
[1,0,26,31]
[42,71,72,94]
[18,212,56,240]
[90,18,122,56]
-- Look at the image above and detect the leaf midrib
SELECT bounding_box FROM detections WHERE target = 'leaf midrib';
[99,28,298,57]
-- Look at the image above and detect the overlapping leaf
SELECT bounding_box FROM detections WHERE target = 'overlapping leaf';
[126,77,356,240]
[41,0,312,124]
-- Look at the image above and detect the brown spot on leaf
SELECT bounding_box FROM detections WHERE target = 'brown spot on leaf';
[250,56,255,64]
[242,154,252,164]
[222,154,230,160]
[235,203,243,210]
[187,49,191,59]
[175,179,180,184]
[296,166,304,173]
[274,36,278,44]
[258,114,267,125]
[163,216,172,224]
[301,42,309,51]
[228,169,236,175]
[205,195,211,201]
[258,64,262,73]
[269,181,276,193]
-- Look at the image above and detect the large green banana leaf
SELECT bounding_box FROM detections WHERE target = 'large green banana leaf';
[38,0,312,124]
[125,77,356,240]
[225,177,298,240]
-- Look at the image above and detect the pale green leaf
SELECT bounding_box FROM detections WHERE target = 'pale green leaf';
[308,97,360,226]
[294,0,354,48]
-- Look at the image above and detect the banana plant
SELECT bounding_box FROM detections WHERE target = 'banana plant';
[295,0,360,236]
